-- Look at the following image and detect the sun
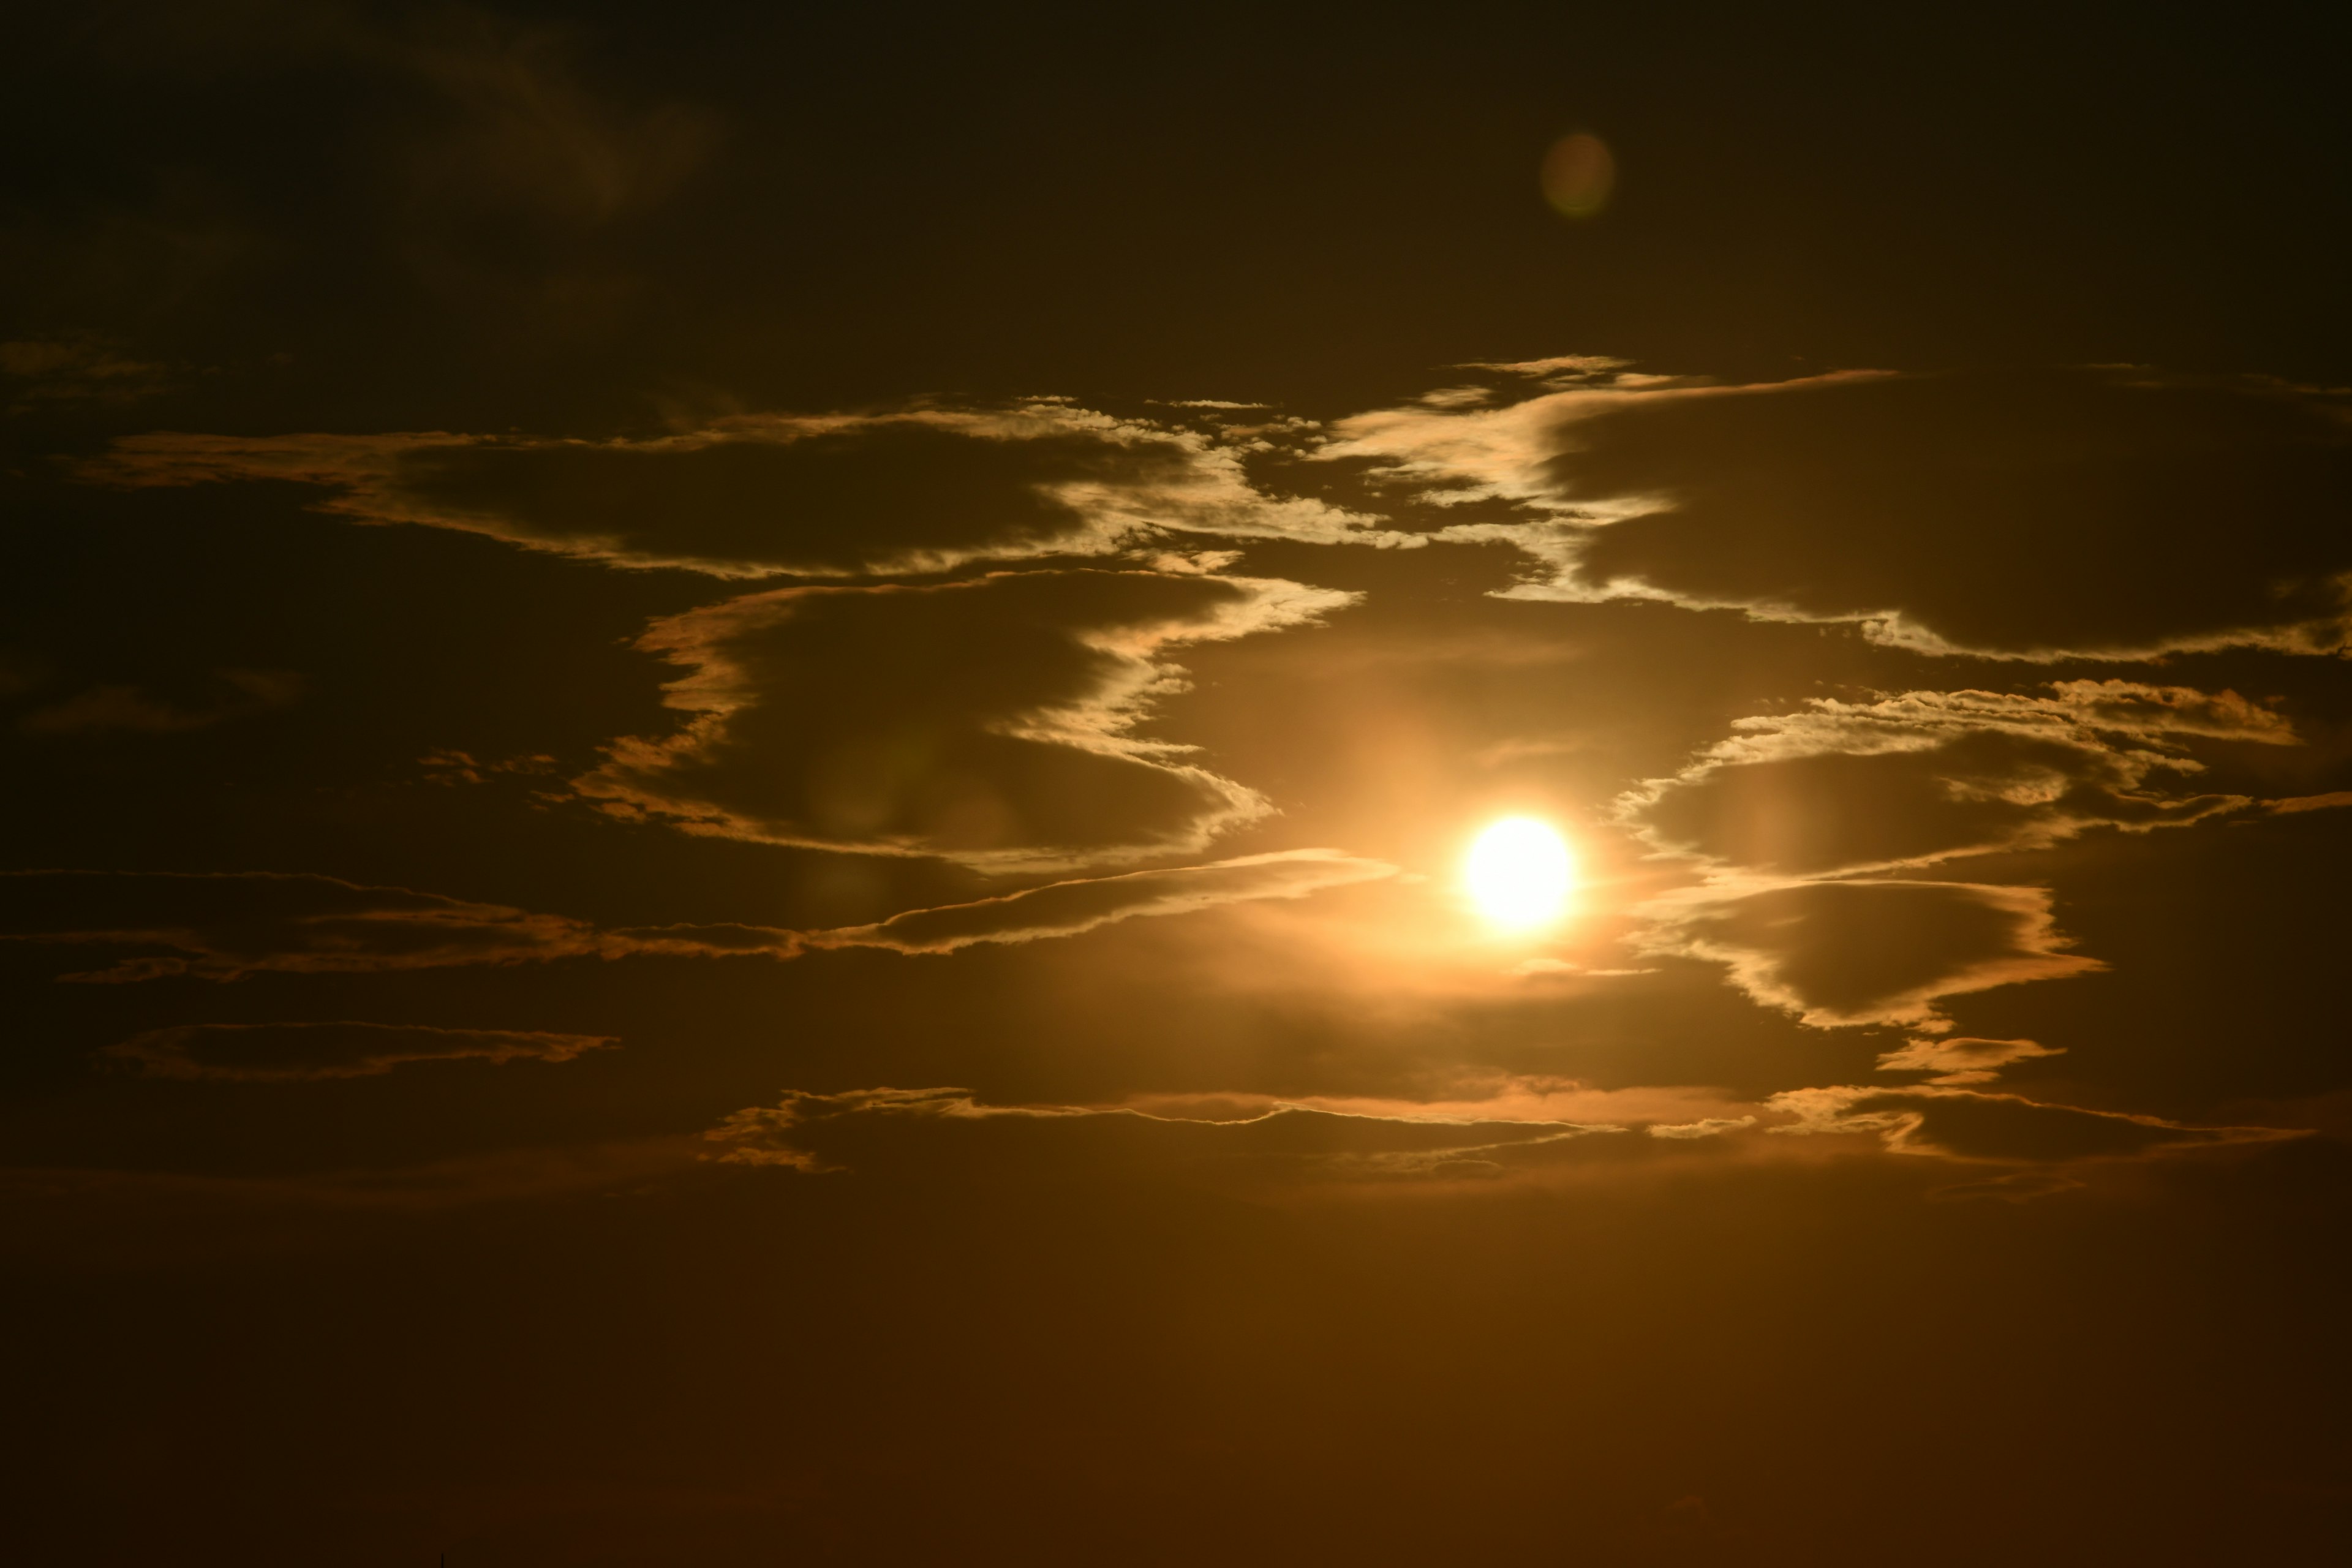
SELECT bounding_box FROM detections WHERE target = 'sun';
[1463,816,1576,929]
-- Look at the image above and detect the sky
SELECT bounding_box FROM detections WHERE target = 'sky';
[6,4,2351,1564]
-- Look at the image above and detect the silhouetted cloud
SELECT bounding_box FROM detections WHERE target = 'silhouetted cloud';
[1623,682,2290,876]
[89,404,1385,578]
[18,668,304,736]
[573,568,1355,869]
[0,334,173,405]
[1325,367,2352,659]
[104,1020,612,1080]
[1643,880,2102,1029]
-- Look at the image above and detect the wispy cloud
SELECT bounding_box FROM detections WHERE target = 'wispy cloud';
[2,852,1394,982]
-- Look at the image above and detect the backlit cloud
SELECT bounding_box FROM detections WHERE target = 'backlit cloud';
[1623,682,2292,876]
[89,404,1385,578]
[573,568,1356,870]
[3,853,1395,982]
[704,1086,1621,1178]
[1768,1084,2304,1163]
[1324,367,2352,659]
[1643,879,2103,1030]
[1875,1036,2064,1085]
[803,850,1396,953]
[0,869,617,982]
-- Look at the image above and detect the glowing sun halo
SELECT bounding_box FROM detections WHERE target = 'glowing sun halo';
[1464,816,1575,929]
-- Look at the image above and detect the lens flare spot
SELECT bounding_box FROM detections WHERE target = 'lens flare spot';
[1464,816,1575,929]
[1540,132,1616,219]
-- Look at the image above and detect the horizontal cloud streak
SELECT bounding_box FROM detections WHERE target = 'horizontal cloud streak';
[4,853,1392,981]
[88,403,1390,579]
[1769,1084,2305,1163]
[804,850,1396,954]
[104,1021,613,1080]
[704,1086,1623,1178]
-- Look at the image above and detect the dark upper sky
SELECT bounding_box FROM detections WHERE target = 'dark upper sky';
[6,4,2351,1565]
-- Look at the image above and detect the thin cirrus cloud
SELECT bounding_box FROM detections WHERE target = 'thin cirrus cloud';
[1,852,1394,982]
[704,1086,1623,1178]
[103,1021,614,1081]
[86,404,1388,579]
[703,1079,2295,1185]
[1321,366,2352,660]
[574,568,1356,870]
[1620,682,2295,878]
[797,850,1397,954]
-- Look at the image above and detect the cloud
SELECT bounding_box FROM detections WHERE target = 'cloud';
[2,851,1393,982]
[88,404,1387,578]
[18,668,304,736]
[2267,790,2352,815]
[1646,1115,1759,1139]
[573,568,1356,870]
[1875,1036,2064,1085]
[803,850,1396,954]
[1622,682,2291,876]
[102,1021,612,1081]
[704,1086,1622,1178]
[0,869,620,982]
[0,334,174,405]
[1322,367,2352,659]
[1768,1084,2304,1164]
[1644,879,2103,1030]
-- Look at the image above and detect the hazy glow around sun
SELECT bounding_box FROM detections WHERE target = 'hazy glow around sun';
[1464,816,1575,928]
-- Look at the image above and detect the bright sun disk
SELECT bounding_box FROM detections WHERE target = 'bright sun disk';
[1464,816,1575,928]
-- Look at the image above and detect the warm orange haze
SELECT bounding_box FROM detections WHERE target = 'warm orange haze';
[4,4,2350,1566]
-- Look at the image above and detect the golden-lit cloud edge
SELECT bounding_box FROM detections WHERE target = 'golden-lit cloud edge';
[571,569,1358,872]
